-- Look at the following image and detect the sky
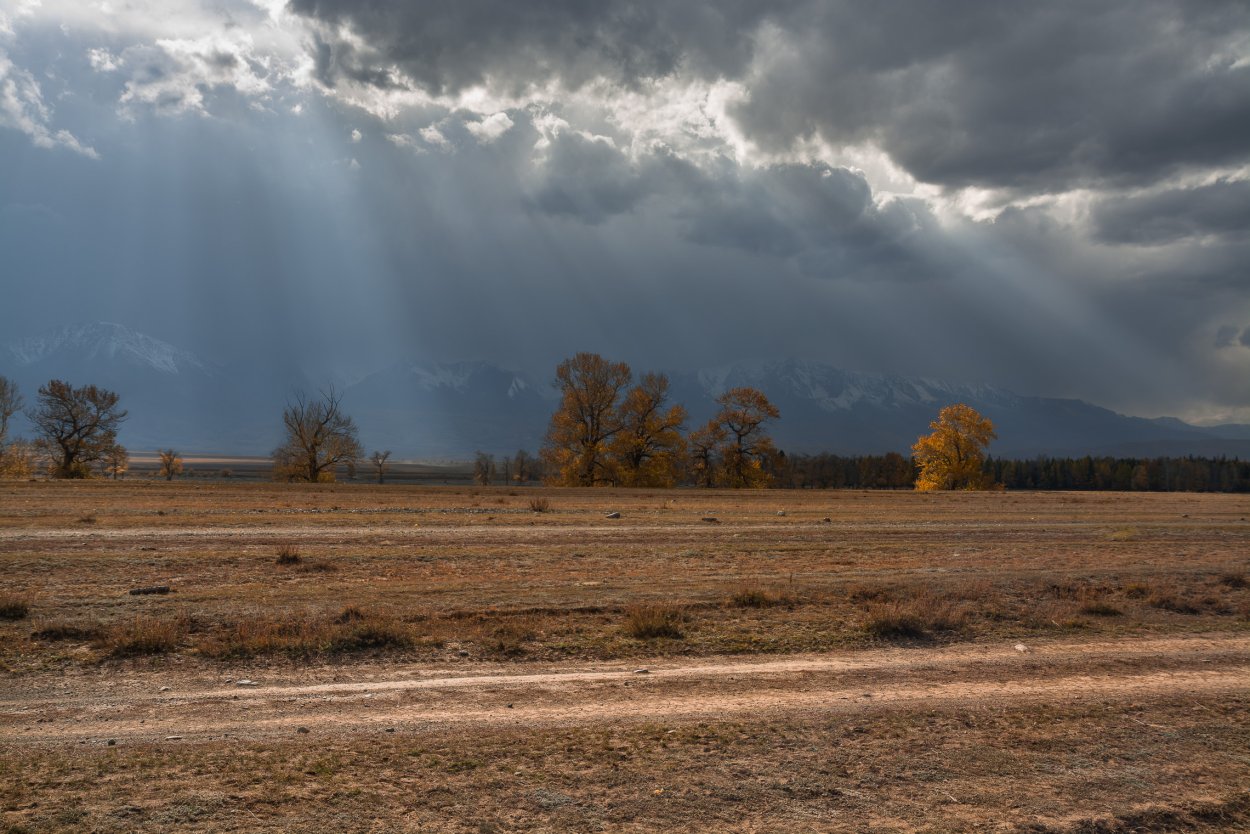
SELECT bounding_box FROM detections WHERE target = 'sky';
[0,0,1247,423]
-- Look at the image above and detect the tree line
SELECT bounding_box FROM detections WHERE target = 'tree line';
[3,370,1247,492]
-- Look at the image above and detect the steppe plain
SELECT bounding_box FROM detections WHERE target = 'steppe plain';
[1,482,1248,832]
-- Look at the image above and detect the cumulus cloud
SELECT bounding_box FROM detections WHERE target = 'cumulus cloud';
[116,34,272,115]
[0,51,97,157]
[464,111,513,144]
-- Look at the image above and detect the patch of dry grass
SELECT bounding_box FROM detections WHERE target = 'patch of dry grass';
[105,616,186,658]
[727,585,794,608]
[863,594,969,641]
[624,604,687,639]
[275,544,302,565]
[196,608,419,659]
[0,595,30,620]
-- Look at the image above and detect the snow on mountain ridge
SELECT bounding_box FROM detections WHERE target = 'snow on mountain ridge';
[5,322,209,376]
[695,358,1018,413]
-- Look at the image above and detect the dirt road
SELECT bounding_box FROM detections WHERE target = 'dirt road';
[4,633,1245,748]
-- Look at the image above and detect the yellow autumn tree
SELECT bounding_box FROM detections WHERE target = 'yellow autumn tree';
[911,403,996,491]
[610,372,687,487]
[712,387,780,488]
[541,352,633,486]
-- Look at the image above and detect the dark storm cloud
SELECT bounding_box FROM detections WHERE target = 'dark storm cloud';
[292,0,1250,199]
[524,125,945,279]
[1091,180,1250,245]
[289,0,782,95]
[733,1,1250,195]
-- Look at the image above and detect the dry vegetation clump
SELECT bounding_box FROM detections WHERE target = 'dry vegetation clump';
[275,544,302,565]
[30,622,102,641]
[1148,593,1202,615]
[197,608,418,659]
[846,584,895,604]
[528,497,551,513]
[624,604,687,639]
[0,595,30,620]
[1219,572,1248,589]
[1077,588,1123,617]
[1079,599,1124,617]
[105,616,186,658]
[727,585,794,608]
[296,560,338,573]
[475,618,539,657]
[863,593,969,641]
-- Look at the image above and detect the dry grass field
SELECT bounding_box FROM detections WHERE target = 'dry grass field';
[1,482,1248,832]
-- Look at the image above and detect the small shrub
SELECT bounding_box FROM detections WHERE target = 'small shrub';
[864,606,926,640]
[478,619,538,657]
[106,617,185,657]
[326,619,413,653]
[275,545,302,565]
[624,604,686,639]
[864,595,968,641]
[0,595,30,620]
[1079,600,1123,617]
[1218,572,1248,589]
[846,584,893,603]
[1148,593,1200,615]
[296,560,338,573]
[334,605,367,624]
[528,497,551,513]
[728,586,792,608]
[32,622,101,641]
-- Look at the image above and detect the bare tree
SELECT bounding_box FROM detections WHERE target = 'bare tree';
[370,450,392,484]
[473,451,496,486]
[28,380,127,479]
[158,449,183,481]
[0,376,29,478]
[271,389,363,483]
[0,376,21,449]
[512,449,533,484]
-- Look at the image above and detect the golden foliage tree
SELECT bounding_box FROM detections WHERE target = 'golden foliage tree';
[687,421,725,488]
[610,373,687,487]
[102,444,129,480]
[911,403,997,491]
[271,388,363,483]
[710,387,780,488]
[158,449,183,481]
[541,352,632,486]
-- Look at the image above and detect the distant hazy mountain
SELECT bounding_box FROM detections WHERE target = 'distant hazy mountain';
[666,359,1250,458]
[2,323,1247,459]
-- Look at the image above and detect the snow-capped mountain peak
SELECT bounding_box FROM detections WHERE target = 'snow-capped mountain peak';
[693,358,1017,414]
[5,322,210,376]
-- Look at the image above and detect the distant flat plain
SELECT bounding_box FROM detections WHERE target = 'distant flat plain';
[1,483,1247,832]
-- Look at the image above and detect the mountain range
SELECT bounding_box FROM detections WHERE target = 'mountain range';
[2,322,1248,460]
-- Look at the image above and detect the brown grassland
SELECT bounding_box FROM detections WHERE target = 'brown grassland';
[1,481,1248,832]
